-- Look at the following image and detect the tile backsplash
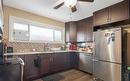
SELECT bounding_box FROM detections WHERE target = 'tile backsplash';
[6,42,64,53]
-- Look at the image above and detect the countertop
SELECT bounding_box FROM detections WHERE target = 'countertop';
[4,50,93,56]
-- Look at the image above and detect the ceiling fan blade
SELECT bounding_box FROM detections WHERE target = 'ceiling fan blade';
[53,2,64,9]
[71,6,77,13]
[78,0,94,2]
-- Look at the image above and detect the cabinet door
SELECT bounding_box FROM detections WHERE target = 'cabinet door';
[65,22,77,42]
[77,17,93,42]
[70,53,79,68]
[77,20,86,42]
[110,0,129,23]
[93,8,109,26]
[24,54,41,80]
[40,54,50,75]
[86,17,93,42]
[65,23,70,42]
[50,53,65,72]
[64,53,71,69]
[69,22,77,42]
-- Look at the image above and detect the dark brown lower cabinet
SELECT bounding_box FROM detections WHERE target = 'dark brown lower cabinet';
[50,53,71,73]
[18,53,79,81]
[40,54,50,75]
[24,54,41,80]
[70,53,79,68]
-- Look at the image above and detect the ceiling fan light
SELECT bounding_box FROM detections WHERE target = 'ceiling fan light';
[65,0,77,7]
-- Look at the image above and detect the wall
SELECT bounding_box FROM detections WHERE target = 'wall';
[3,6,65,53]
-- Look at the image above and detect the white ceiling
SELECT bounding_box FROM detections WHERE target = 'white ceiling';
[3,0,123,22]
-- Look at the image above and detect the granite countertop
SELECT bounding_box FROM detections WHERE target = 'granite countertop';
[4,50,93,56]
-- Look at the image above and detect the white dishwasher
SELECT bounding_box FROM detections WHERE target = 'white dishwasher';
[78,53,93,74]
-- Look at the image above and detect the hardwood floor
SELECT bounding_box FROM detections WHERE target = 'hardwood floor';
[33,69,93,81]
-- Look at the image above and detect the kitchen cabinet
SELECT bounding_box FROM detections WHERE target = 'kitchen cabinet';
[40,54,50,75]
[65,22,77,42]
[76,16,93,42]
[24,54,41,80]
[50,53,71,72]
[93,0,129,27]
[93,8,109,26]
[110,0,129,23]
[78,53,93,73]
[76,20,85,42]
[70,53,79,68]
[85,17,93,42]
[17,52,80,81]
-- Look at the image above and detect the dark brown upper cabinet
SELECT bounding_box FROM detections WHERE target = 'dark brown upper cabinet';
[85,17,93,42]
[93,0,129,27]
[93,8,109,26]
[110,0,129,23]
[65,22,77,42]
[76,20,86,42]
[77,17,93,42]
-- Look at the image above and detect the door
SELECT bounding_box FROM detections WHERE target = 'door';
[94,28,121,63]
[93,61,121,81]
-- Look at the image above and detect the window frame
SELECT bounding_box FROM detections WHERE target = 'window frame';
[9,16,65,43]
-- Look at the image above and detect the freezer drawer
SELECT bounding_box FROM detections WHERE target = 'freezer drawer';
[93,60,121,81]
[79,54,92,73]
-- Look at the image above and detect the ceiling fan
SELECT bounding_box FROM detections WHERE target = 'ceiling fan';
[53,0,94,13]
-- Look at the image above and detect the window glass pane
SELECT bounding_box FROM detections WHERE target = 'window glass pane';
[30,25,53,41]
[13,23,29,41]
[14,23,28,31]
[54,30,62,42]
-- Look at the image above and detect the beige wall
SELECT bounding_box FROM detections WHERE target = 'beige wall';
[3,6,65,41]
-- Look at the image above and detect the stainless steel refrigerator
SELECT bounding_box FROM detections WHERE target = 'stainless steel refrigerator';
[93,28,122,81]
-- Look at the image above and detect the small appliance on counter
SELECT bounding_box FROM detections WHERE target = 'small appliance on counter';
[69,43,77,50]
[7,46,13,53]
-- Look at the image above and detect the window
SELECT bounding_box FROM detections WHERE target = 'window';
[54,30,62,42]
[30,25,53,41]
[13,23,29,41]
[9,16,64,43]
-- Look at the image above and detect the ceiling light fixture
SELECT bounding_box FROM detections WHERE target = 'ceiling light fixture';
[65,0,77,8]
